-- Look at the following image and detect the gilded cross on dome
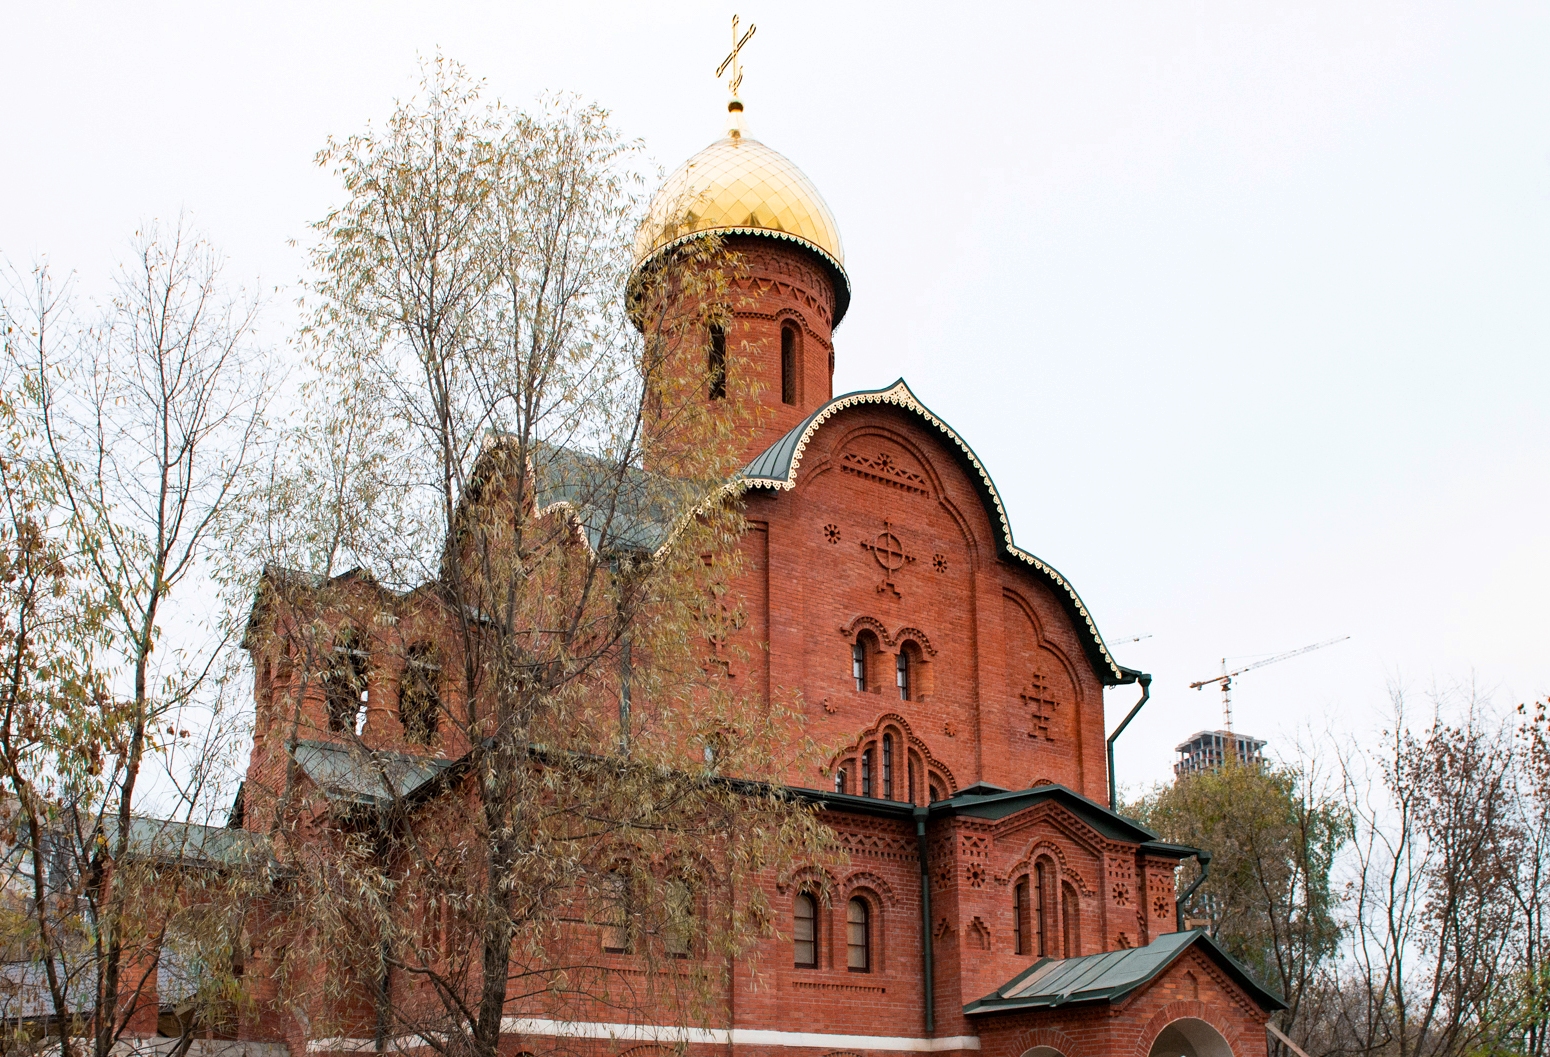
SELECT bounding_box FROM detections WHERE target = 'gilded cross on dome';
[715,15,757,98]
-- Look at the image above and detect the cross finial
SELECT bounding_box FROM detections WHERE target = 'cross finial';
[715,14,757,101]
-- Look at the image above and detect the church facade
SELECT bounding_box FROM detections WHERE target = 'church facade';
[229,98,1284,1057]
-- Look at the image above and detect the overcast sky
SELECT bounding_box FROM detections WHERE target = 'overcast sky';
[3,1,1545,790]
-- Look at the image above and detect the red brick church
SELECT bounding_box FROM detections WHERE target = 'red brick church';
[230,96,1285,1057]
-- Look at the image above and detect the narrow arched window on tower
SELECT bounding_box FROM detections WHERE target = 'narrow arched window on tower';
[861,748,874,797]
[834,767,847,794]
[708,324,727,400]
[882,734,894,800]
[852,641,865,692]
[896,651,910,700]
[780,322,798,405]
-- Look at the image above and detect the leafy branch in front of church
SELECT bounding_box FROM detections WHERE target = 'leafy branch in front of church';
[241,58,839,1057]
[1130,690,1550,1057]
[0,223,275,1057]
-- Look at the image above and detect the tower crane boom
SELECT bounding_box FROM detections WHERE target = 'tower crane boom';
[1188,635,1349,734]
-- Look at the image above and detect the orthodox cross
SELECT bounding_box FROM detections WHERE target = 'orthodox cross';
[715,14,757,97]
[859,520,916,598]
[1020,675,1060,742]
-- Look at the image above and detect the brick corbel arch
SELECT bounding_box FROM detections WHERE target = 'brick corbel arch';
[1009,838,1097,898]
[1005,1027,1080,1057]
[892,625,939,656]
[1132,1001,1246,1057]
[841,869,899,907]
[776,864,840,900]
[834,712,958,796]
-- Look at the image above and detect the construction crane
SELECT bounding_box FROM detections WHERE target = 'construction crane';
[1189,636,1349,734]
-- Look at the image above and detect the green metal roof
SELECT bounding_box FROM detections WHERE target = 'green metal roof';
[964,929,1286,1015]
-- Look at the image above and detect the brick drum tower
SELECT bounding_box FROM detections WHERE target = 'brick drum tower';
[619,97,1288,1057]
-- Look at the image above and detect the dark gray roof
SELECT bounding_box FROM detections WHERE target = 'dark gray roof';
[942,783,1162,844]
[964,929,1286,1015]
[737,379,1136,687]
[117,817,270,869]
[292,739,454,808]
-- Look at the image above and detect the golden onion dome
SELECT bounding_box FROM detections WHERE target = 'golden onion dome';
[635,103,851,324]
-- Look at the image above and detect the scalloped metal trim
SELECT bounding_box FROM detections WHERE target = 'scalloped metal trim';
[739,380,1124,683]
[634,226,853,324]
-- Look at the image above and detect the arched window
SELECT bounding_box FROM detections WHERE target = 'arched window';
[907,757,918,805]
[780,322,799,405]
[929,779,945,804]
[1034,862,1049,956]
[1014,876,1031,955]
[324,631,367,734]
[708,325,727,400]
[601,868,634,953]
[846,898,870,972]
[664,878,693,958]
[882,734,894,800]
[1061,881,1080,958]
[400,641,441,744]
[853,631,880,692]
[1015,869,1048,956]
[861,748,874,797]
[793,893,817,968]
[834,767,847,794]
[895,651,909,700]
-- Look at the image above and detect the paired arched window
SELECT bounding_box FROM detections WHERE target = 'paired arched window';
[846,897,870,972]
[895,651,910,700]
[708,325,727,400]
[793,893,817,968]
[780,322,800,405]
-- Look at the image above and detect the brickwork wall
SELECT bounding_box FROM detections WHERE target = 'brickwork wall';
[224,237,1272,1056]
[742,400,1109,802]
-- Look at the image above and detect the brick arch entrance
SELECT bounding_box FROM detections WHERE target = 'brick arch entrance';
[1147,1017,1234,1057]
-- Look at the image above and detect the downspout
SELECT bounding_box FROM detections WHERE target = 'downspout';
[1106,673,1152,812]
[1175,850,1212,932]
[914,806,934,1035]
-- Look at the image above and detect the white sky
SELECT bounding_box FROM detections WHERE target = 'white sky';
[3,1,1546,792]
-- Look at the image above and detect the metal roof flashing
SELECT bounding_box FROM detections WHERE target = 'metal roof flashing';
[964,929,1287,1016]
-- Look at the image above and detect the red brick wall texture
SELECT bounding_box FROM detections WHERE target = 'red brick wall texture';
[234,238,1272,1057]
